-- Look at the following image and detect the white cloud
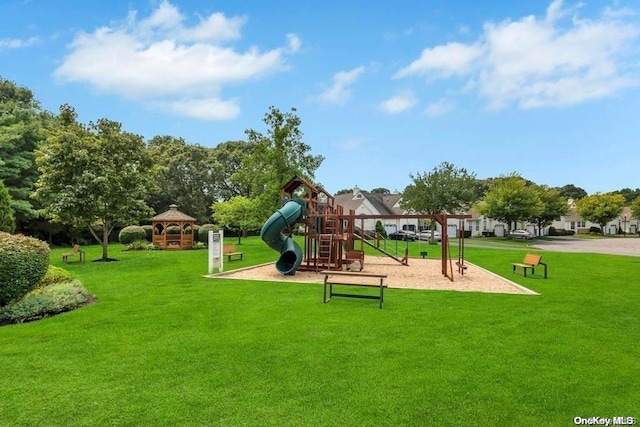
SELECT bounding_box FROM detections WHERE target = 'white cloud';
[394,42,484,79]
[395,0,640,109]
[154,97,240,120]
[54,1,298,121]
[287,33,302,52]
[379,90,417,114]
[0,36,39,50]
[318,66,365,104]
[425,98,455,117]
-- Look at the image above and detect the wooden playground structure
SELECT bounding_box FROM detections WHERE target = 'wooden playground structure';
[280,176,471,281]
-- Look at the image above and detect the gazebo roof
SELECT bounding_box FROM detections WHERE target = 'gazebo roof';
[151,204,196,222]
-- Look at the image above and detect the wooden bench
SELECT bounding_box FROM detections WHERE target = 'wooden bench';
[223,244,243,261]
[62,244,85,263]
[344,250,365,271]
[321,270,388,309]
[512,254,547,278]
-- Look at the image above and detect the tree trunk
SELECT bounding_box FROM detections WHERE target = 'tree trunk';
[102,224,109,260]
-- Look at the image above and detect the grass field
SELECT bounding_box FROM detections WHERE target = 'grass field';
[1,237,638,426]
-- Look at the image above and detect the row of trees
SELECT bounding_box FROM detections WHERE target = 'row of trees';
[400,163,638,235]
[1,77,323,259]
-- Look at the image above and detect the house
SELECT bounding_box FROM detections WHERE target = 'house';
[333,187,422,234]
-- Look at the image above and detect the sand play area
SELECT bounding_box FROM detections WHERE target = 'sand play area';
[210,256,537,295]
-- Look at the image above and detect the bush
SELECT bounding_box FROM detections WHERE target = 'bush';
[141,225,153,241]
[375,220,387,238]
[198,224,219,243]
[40,265,74,287]
[0,232,50,306]
[118,225,147,244]
[548,226,556,236]
[0,280,93,324]
[125,240,158,251]
[0,179,15,233]
[166,225,181,234]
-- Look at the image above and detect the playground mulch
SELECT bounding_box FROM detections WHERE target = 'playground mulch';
[213,256,536,295]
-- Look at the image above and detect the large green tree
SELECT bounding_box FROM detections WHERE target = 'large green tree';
[0,179,15,233]
[556,184,587,201]
[0,78,48,228]
[212,196,262,244]
[575,193,625,235]
[243,106,324,212]
[211,140,256,200]
[475,174,543,232]
[33,105,153,261]
[529,185,568,235]
[146,135,220,223]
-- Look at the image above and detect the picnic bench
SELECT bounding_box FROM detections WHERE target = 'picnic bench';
[344,250,365,271]
[223,244,244,261]
[512,253,547,278]
[321,270,388,309]
[62,244,85,263]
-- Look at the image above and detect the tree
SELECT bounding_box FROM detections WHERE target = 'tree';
[0,179,15,233]
[212,196,262,244]
[146,135,220,223]
[401,162,478,240]
[475,174,543,232]
[575,193,625,235]
[529,185,568,236]
[0,78,48,229]
[630,197,640,220]
[33,105,153,261]
[243,106,324,213]
[612,188,640,204]
[211,140,257,200]
[556,184,587,201]
[334,188,354,195]
[371,187,391,194]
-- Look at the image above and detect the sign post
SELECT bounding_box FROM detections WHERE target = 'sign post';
[208,229,224,274]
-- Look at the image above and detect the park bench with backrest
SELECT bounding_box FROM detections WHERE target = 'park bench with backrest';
[321,270,388,309]
[223,244,244,261]
[512,253,547,278]
[62,244,85,263]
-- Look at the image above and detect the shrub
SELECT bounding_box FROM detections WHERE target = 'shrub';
[375,220,387,238]
[119,225,147,244]
[0,280,93,324]
[141,225,153,241]
[198,224,219,243]
[40,265,74,287]
[548,226,556,236]
[126,240,158,251]
[0,232,50,306]
[166,225,181,234]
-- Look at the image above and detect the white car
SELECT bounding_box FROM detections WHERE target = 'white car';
[417,230,442,242]
[507,229,535,240]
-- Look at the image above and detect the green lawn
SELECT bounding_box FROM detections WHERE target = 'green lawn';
[1,237,638,426]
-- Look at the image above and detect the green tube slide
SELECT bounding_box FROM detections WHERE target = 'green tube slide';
[260,199,305,275]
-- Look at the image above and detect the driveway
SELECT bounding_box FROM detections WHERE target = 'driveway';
[530,237,640,257]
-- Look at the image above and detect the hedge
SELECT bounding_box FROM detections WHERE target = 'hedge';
[119,225,147,244]
[0,232,50,306]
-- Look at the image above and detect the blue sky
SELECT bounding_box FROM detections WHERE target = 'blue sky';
[2,0,639,195]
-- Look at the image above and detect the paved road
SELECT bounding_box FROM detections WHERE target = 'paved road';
[530,237,640,257]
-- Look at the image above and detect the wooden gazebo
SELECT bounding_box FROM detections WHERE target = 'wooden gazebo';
[151,204,196,250]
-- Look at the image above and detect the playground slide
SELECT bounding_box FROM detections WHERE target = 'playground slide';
[260,200,305,275]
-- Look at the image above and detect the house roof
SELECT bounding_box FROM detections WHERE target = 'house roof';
[333,191,404,216]
[151,204,196,222]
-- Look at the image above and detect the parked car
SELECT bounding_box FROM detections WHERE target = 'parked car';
[507,229,535,240]
[417,230,442,242]
[387,230,417,241]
